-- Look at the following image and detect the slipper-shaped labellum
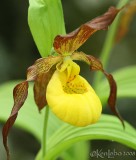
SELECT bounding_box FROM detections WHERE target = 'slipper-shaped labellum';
[2,6,124,160]
[46,58,102,126]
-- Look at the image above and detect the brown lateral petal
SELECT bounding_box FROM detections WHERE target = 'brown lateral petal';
[71,51,90,64]
[34,66,56,111]
[33,56,61,74]
[2,56,62,159]
[27,56,62,81]
[71,52,103,70]
[54,7,120,55]
[86,55,103,71]
[87,55,125,128]
[2,81,29,160]
[103,71,125,128]
[72,52,124,128]
[27,65,37,81]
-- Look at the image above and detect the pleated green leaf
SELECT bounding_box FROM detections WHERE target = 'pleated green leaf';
[28,0,65,57]
[42,115,136,159]
[35,141,90,160]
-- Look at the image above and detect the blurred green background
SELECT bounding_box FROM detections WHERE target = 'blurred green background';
[0,0,136,159]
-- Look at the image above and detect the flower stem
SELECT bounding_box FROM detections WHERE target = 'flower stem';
[42,106,49,159]
[93,0,130,90]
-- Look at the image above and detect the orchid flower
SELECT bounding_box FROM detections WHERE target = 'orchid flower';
[2,6,124,160]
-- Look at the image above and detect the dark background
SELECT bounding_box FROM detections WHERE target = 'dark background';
[0,0,136,159]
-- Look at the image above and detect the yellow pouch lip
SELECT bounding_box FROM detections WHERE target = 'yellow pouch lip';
[46,59,102,127]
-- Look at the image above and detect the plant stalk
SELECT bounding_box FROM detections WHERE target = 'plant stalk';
[42,106,49,159]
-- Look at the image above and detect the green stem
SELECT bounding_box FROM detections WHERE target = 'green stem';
[42,106,49,159]
[93,0,130,90]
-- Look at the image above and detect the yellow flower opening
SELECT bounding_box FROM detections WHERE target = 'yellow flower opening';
[46,58,102,127]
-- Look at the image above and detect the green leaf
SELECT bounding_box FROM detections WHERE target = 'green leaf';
[60,141,90,160]
[28,0,66,57]
[42,115,136,160]
[96,65,136,103]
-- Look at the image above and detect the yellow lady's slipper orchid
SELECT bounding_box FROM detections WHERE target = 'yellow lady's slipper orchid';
[2,6,124,160]
[46,59,102,126]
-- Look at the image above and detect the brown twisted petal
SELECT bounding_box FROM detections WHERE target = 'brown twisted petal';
[2,55,62,160]
[103,71,124,128]
[2,63,39,160]
[2,81,29,160]
[72,51,125,128]
[53,7,121,55]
